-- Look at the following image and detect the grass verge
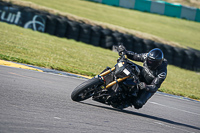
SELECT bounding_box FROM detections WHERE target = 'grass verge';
[0,22,199,100]
[9,0,200,50]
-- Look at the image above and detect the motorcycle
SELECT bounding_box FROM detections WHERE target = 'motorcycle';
[71,47,141,109]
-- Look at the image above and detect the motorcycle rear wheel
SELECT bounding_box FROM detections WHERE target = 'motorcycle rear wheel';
[71,78,102,102]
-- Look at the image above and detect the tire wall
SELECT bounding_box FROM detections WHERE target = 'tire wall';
[0,2,46,32]
[0,1,199,71]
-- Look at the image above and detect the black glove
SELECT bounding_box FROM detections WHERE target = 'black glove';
[138,82,146,90]
[117,44,127,56]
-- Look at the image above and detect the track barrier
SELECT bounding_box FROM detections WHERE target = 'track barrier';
[88,0,200,22]
[0,1,199,71]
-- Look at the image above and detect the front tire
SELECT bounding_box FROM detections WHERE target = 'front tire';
[71,78,102,102]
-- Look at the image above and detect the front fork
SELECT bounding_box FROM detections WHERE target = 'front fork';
[97,67,130,89]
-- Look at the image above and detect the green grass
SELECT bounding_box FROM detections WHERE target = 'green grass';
[0,22,200,100]
[0,22,117,76]
[20,0,200,50]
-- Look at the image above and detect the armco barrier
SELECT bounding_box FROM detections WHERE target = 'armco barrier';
[102,0,120,6]
[88,0,200,22]
[92,0,102,3]
[150,1,165,15]
[164,2,182,18]
[196,9,200,22]
[0,1,200,71]
[134,0,151,12]
[181,6,197,21]
[119,0,135,9]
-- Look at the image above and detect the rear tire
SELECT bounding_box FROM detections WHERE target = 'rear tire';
[71,78,102,102]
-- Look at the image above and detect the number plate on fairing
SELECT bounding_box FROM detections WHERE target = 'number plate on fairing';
[118,62,124,67]
[123,69,130,76]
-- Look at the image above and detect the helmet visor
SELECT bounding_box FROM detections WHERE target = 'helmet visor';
[147,58,160,70]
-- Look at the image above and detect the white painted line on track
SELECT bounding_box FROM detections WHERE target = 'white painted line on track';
[150,102,200,116]
[154,122,195,133]
[54,117,61,120]
[156,92,200,103]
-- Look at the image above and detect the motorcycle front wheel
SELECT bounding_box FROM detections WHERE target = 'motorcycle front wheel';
[71,78,102,102]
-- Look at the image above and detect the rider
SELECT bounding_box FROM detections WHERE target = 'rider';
[117,45,168,109]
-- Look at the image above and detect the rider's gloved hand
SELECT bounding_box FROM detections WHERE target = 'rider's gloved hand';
[117,44,127,56]
[138,82,146,90]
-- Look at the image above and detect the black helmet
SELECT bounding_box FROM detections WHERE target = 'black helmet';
[146,48,164,70]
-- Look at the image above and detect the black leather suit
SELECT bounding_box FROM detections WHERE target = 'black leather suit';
[126,51,168,109]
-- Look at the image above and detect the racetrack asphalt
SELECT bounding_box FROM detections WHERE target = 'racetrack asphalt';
[0,65,200,133]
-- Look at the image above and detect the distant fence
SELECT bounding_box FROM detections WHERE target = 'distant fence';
[89,0,200,22]
[0,1,200,71]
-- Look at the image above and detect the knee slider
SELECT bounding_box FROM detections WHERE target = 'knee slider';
[134,100,143,109]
